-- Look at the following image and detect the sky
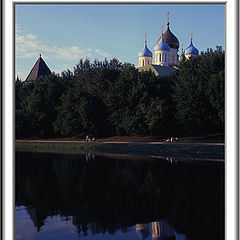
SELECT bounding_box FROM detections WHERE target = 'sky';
[15,4,225,80]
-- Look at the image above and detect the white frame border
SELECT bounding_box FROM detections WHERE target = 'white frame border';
[2,0,238,240]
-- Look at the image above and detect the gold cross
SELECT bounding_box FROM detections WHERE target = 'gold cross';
[166,11,169,23]
[191,30,193,40]
[145,32,147,44]
[161,25,163,35]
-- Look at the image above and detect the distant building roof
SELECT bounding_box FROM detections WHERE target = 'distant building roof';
[25,55,51,82]
[138,64,176,76]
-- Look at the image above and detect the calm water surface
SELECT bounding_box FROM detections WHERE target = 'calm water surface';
[15,151,224,240]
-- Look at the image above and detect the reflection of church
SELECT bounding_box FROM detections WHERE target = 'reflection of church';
[136,221,186,240]
[26,207,46,232]
[138,12,199,76]
[136,223,151,239]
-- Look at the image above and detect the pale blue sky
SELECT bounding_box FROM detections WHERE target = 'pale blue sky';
[15,4,225,80]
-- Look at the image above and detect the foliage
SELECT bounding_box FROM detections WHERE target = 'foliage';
[16,73,70,138]
[15,49,224,139]
[174,48,224,135]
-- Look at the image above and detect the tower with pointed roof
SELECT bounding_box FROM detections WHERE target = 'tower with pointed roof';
[25,54,51,82]
[138,33,153,67]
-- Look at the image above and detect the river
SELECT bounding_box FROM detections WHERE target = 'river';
[15,151,224,240]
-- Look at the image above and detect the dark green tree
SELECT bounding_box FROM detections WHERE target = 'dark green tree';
[16,52,224,139]
[15,80,35,138]
[53,87,108,137]
[173,49,224,135]
[15,73,70,138]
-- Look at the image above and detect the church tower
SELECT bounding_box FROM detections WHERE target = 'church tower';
[184,31,199,59]
[156,12,179,66]
[154,25,171,66]
[138,33,153,67]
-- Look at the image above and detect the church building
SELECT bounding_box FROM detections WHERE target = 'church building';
[24,14,199,81]
[137,12,199,76]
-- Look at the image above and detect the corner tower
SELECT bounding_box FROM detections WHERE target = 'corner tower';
[138,33,153,67]
[25,54,51,82]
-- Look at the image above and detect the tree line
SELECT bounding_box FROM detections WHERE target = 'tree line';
[15,48,224,139]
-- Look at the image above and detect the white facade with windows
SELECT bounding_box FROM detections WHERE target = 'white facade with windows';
[154,51,169,66]
[138,56,152,67]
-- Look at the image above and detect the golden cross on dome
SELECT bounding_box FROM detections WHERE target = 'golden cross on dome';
[145,32,147,44]
[191,30,193,40]
[161,25,163,35]
[166,11,170,23]
[39,53,41,57]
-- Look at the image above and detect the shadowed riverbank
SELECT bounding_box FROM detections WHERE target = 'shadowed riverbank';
[15,140,224,160]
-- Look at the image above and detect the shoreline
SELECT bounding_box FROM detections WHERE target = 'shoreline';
[15,140,224,160]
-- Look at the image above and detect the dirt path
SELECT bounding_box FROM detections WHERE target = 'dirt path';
[15,139,224,146]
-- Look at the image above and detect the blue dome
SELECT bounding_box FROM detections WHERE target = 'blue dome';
[184,40,199,55]
[138,44,153,58]
[155,37,170,51]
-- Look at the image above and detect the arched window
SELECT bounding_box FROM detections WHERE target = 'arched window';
[165,54,167,62]
[160,54,161,62]
[172,55,174,63]
[148,60,149,65]
[143,60,144,66]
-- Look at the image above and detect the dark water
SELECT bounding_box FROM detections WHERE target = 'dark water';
[15,151,224,240]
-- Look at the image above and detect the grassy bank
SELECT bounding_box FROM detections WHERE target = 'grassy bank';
[15,141,93,153]
[16,141,224,159]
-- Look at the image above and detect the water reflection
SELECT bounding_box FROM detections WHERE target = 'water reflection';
[135,222,187,240]
[18,206,187,240]
[166,157,178,165]
[152,221,186,240]
[85,153,95,162]
[16,151,224,240]
[136,223,150,239]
